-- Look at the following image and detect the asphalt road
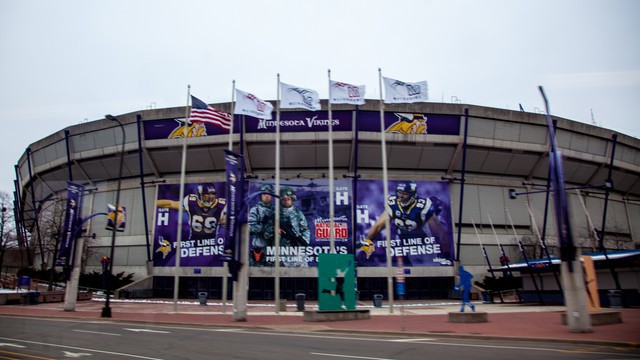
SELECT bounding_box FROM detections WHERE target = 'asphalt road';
[1,316,639,360]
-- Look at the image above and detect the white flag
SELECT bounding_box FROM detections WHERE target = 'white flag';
[234,89,274,120]
[329,80,365,105]
[280,82,321,111]
[383,77,428,103]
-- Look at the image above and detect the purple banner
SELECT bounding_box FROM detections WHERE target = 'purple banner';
[244,111,352,133]
[550,151,577,263]
[143,117,231,139]
[56,182,84,267]
[248,179,353,268]
[355,180,454,267]
[357,111,460,135]
[224,150,243,262]
[143,111,460,139]
[105,204,126,232]
[153,182,228,267]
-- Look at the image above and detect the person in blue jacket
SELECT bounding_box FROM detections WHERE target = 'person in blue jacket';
[455,265,476,312]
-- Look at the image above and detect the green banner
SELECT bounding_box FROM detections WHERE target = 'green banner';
[318,254,356,311]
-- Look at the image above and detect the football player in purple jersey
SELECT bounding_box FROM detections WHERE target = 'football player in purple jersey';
[364,181,450,265]
[156,184,227,241]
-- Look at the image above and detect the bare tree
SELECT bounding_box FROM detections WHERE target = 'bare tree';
[36,199,65,290]
[0,191,17,278]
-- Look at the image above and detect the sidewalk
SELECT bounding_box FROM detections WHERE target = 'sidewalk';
[0,298,638,347]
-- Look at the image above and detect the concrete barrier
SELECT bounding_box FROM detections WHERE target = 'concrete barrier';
[40,292,65,303]
[1,290,93,305]
[448,311,488,323]
[303,310,371,322]
[77,291,93,301]
[0,293,24,305]
[561,311,622,326]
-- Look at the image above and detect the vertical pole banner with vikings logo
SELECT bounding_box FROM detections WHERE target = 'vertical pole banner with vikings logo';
[248,179,353,267]
[56,182,84,267]
[224,150,243,271]
[153,182,228,267]
[355,180,454,267]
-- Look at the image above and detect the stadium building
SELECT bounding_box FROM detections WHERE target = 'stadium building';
[13,99,640,304]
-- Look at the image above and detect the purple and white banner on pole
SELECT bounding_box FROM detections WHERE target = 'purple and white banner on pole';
[224,150,243,263]
[56,182,84,267]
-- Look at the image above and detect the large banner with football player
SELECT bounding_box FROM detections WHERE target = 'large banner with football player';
[355,180,454,267]
[248,179,353,267]
[153,182,229,267]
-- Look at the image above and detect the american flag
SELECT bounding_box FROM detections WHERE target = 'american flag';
[190,95,232,130]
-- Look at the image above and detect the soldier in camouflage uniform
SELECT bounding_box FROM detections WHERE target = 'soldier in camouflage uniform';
[278,186,310,268]
[249,184,275,266]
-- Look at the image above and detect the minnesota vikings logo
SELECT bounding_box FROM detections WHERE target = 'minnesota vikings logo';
[106,205,126,231]
[168,119,208,139]
[386,113,427,135]
[358,239,375,259]
[156,236,172,259]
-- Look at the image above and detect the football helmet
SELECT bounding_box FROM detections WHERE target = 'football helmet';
[259,183,274,194]
[280,187,296,200]
[396,181,417,207]
[429,195,443,215]
[197,184,217,207]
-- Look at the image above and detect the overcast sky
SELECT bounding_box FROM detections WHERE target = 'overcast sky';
[1,0,638,195]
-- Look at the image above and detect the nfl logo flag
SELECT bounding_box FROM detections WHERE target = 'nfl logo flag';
[383,77,428,103]
[329,80,365,105]
[234,89,274,120]
[190,95,233,130]
[280,82,321,111]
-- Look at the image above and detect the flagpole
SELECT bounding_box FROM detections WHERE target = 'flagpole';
[506,208,544,304]
[378,68,394,313]
[472,219,504,303]
[327,70,336,253]
[223,81,236,314]
[274,74,282,313]
[228,81,236,150]
[525,197,562,294]
[173,85,191,312]
[487,213,520,300]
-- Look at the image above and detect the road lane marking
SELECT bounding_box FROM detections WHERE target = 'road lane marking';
[62,350,93,357]
[74,329,121,336]
[123,328,171,334]
[311,352,392,360]
[0,343,26,348]
[0,349,56,360]
[0,337,163,360]
[389,338,436,342]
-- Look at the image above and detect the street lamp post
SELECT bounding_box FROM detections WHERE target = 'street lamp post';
[101,114,125,318]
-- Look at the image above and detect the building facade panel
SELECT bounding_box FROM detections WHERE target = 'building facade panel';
[13,101,640,301]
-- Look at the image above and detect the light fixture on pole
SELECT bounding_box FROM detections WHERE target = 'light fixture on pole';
[101,114,125,318]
